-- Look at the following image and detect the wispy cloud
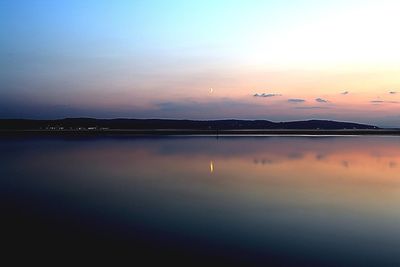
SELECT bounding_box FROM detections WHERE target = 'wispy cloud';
[315,98,328,103]
[370,100,399,104]
[288,98,305,103]
[294,106,329,110]
[341,91,349,95]
[342,161,349,168]
[254,93,281,98]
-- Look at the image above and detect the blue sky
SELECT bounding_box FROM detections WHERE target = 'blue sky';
[1,0,400,126]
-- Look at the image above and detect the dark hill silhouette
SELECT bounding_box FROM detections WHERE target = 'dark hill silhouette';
[0,118,379,130]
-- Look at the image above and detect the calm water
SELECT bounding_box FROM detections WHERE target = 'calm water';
[1,136,400,266]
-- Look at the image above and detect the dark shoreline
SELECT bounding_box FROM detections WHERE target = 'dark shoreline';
[1,129,400,136]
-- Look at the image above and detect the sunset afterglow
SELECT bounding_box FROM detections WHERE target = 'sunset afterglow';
[1,0,400,126]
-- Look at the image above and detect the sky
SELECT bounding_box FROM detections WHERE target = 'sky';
[1,0,400,127]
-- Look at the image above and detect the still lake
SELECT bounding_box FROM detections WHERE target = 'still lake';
[1,136,400,266]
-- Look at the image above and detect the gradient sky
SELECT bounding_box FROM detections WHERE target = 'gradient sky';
[1,0,400,126]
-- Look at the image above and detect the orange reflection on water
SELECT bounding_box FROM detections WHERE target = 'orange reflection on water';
[24,136,400,220]
[5,136,400,265]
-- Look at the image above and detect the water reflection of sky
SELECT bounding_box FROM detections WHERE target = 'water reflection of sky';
[1,136,400,266]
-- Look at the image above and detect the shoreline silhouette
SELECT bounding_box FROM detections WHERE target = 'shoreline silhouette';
[1,118,399,136]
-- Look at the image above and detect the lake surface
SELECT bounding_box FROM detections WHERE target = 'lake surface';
[1,136,400,266]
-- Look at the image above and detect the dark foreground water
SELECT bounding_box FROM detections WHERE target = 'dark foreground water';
[1,136,400,266]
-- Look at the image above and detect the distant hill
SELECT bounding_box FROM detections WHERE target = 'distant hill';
[0,118,379,130]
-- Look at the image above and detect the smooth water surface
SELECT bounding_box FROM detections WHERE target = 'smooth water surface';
[1,136,400,266]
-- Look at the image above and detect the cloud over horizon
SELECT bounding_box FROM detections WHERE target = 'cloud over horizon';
[370,100,399,104]
[294,106,329,110]
[315,98,328,103]
[254,93,282,98]
[288,98,306,103]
